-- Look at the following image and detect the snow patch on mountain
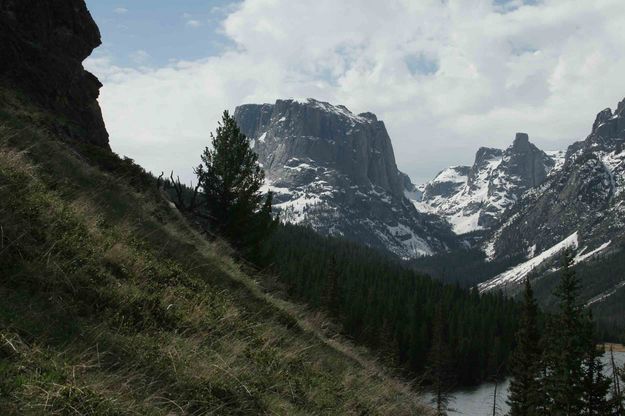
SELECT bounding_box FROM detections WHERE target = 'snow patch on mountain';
[587,280,625,306]
[479,233,614,293]
[575,240,611,263]
[383,222,434,258]
[545,150,566,173]
[478,232,579,292]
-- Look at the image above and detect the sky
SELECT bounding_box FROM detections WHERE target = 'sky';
[85,0,625,185]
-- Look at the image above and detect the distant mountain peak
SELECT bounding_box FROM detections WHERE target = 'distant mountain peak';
[410,133,562,234]
[512,132,530,148]
[474,147,503,165]
[358,112,378,122]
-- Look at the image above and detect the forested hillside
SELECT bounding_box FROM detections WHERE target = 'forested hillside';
[265,224,520,387]
[407,246,524,287]
[409,243,625,343]
[529,244,625,342]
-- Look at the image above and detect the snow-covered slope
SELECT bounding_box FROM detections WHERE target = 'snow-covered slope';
[479,233,613,293]
[478,232,579,292]
[409,133,563,235]
[234,98,459,258]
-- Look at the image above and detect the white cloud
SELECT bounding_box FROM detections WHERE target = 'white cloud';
[113,7,128,15]
[86,0,625,185]
[129,50,151,65]
[186,19,202,28]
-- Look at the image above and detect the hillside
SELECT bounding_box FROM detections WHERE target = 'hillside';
[0,88,428,415]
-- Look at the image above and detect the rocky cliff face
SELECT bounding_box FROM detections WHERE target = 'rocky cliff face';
[0,0,108,148]
[411,133,562,234]
[485,98,625,263]
[235,98,458,258]
[478,97,625,294]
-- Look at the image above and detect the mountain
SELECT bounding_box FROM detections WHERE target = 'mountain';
[479,98,625,293]
[234,98,459,258]
[401,98,625,336]
[411,133,564,234]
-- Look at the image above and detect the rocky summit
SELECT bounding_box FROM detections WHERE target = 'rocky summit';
[411,133,563,235]
[234,98,458,258]
[484,98,625,267]
[0,0,108,148]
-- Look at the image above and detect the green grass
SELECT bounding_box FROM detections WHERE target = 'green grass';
[0,90,429,415]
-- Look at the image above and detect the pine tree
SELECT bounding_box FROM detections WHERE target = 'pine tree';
[508,278,542,416]
[616,357,625,415]
[321,255,340,315]
[580,312,611,415]
[195,110,276,262]
[426,302,454,416]
[542,250,585,415]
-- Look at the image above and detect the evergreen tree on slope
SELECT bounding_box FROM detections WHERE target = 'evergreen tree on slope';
[195,110,276,262]
[508,278,542,416]
[542,250,585,415]
[580,311,611,415]
[426,302,454,416]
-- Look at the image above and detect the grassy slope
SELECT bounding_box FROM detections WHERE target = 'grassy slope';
[0,88,429,415]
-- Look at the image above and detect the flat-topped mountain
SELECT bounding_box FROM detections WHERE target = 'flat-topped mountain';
[234,98,459,258]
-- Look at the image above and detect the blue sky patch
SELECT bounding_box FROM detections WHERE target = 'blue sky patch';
[86,0,240,67]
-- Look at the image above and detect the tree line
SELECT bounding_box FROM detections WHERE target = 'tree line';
[267,224,519,387]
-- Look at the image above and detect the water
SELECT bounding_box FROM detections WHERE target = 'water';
[431,351,625,416]
[446,378,511,415]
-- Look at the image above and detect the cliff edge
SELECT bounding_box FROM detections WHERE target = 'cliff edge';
[0,0,109,148]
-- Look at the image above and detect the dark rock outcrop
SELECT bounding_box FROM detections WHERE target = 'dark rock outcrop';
[0,0,109,148]
[235,98,458,258]
[486,97,625,264]
[499,132,554,189]
[236,99,404,197]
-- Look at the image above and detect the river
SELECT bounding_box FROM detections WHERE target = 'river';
[429,350,624,416]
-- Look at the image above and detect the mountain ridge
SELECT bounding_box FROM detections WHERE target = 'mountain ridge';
[410,132,563,234]
[478,97,625,295]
